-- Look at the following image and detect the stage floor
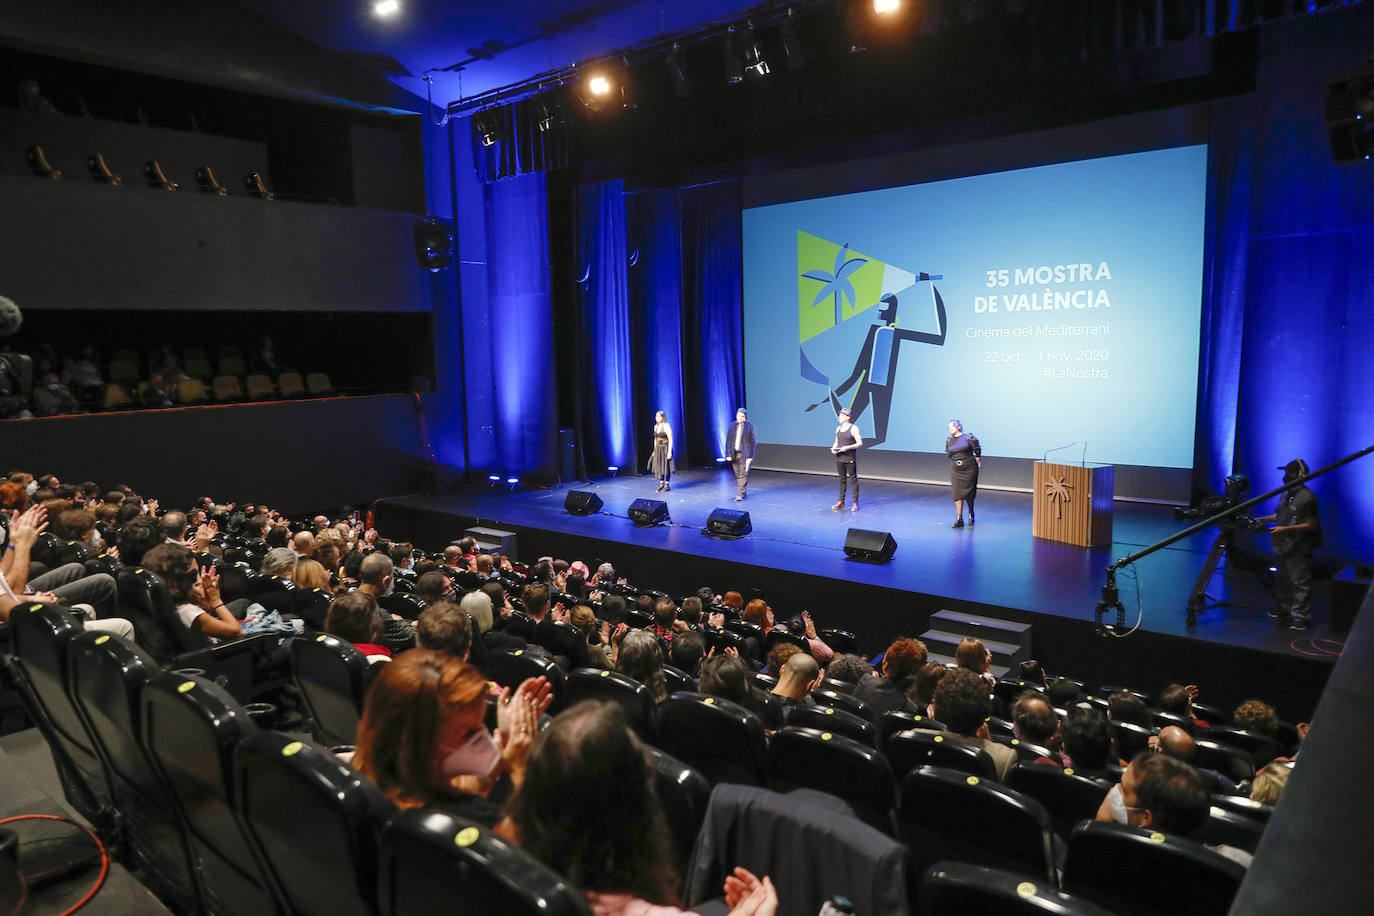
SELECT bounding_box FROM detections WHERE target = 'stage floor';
[384,467,1340,662]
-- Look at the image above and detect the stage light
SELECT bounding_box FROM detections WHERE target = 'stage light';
[588,75,612,96]
[741,24,769,79]
[507,477,519,484]
[534,95,564,132]
[488,474,501,488]
[873,0,900,13]
[473,108,510,147]
[715,457,729,463]
[372,0,400,17]
[1326,63,1374,163]
[607,466,620,478]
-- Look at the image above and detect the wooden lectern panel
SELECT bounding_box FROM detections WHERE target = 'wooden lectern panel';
[1032,462,1114,547]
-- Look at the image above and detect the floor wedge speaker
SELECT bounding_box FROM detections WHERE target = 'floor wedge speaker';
[844,527,897,563]
[628,499,670,526]
[565,490,604,515]
[705,508,752,539]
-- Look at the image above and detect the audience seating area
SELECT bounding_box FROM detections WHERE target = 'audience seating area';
[0,341,336,418]
[0,470,1308,914]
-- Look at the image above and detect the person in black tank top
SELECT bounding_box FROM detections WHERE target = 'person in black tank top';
[831,407,863,511]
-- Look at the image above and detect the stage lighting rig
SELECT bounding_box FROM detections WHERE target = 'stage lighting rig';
[473,107,510,147]
[1327,58,1374,162]
[741,24,770,78]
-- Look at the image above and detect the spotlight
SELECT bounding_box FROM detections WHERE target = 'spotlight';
[533,95,564,132]
[715,457,729,464]
[1327,62,1374,163]
[740,25,769,79]
[607,466,620,477]
[506,477,520,491]
[488,474,501,488]
[665,43,691,97]
[588,75,612,97]
[373,0,400,17]
[577,73,619,113]
[873,0,900,12]
[473,107,510,147]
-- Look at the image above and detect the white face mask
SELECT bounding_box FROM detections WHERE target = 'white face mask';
[439,728,501,781]
[25,481,37,496]
[90,529,102,549]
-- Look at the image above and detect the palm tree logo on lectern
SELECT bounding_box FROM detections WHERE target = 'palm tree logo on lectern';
[801,244,867,324]
[1044,477,1074,520]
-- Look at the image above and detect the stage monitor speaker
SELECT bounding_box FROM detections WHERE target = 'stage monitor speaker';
[705,508,752,539]
[628,498,670,526]
[844,527,897,563]
[565,490,603,516]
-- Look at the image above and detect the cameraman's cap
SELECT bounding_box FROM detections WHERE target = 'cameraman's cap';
[1279,459,1309,476]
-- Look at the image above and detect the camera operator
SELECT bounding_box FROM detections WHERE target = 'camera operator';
[1258,459,1320,631]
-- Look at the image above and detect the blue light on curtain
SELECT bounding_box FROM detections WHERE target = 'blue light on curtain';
[484,171,558,479]
[682,181,744,465]
[1193,95,1252,498]
[628,189,686,469]
[1213,11,1374,559]
[578,180,634,471]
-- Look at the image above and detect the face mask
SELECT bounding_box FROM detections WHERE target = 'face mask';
[25,481,37,496]
[1106,784,1130,824]
[439,728,501,781]
[90,530,102,549]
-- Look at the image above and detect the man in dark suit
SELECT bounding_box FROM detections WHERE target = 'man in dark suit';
[727,408,757,501]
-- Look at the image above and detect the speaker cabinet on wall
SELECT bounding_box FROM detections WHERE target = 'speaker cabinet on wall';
[628,499,670,527]
[565,490,604,516]
[705,508,752,539]
[844,528,897,563]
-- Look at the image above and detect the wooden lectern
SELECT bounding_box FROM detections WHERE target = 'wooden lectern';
[1032,462,1114,547]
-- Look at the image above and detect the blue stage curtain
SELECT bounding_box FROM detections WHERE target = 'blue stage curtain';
[1212,11,1374,559]
[576,180,634,472]
[681,180,744,467]
[1192,94,1253,498]
[628,189,686,470]
[484,171,558,479]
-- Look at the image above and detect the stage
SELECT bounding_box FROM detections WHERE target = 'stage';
[373,467,1341,718]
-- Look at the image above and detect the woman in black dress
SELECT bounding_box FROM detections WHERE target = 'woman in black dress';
[648,410,674,492]
[946,419,981,528]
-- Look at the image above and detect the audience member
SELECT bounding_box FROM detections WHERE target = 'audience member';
[324,592,391,662]
[769,652,823,716]
[1159,683,1210,730]
[1059,705,1114,779]
[911,662,947,716]
[1107,691,1152,728]
[853,637,923,720]
[1011,691,1062,764]
[616,630,668,702]
[0,505,132,638]
[143,543,242,642]
[1232,699,1279,737]
[1250,762,1291,806]
[510,701,778,915]
[291,558,330,591]
[1097,752,1252,867]
[415,600,473,660]
[955,637,995,688]
[825,653,870,690]
[1154,725,1240,795]
[669,630,706,676]
[1048,677,1084,709]
[570,604,612,670]
[764,642,801,678]
[924,667,1017,781]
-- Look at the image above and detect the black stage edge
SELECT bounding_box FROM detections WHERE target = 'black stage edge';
[375,469,1338,718]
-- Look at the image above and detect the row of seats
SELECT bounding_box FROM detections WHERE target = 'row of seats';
[102,371,334,410]
[3,605,1258,916]
[0,609,600,915]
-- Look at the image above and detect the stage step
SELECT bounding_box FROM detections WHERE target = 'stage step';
[461,525,518,559]
[928,609,1033,656]
[926,652,1012,681]
[921,630,1026,671]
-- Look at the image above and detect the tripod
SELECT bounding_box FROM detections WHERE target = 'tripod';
[1186,528,1234,626]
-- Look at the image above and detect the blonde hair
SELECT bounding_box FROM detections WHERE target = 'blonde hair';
[292,558,330,591]
[1250,762,1292,806]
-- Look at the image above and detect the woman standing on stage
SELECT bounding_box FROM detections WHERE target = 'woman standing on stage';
[831,407,862,511]
[946,419,981,528]
[649,410,674,492]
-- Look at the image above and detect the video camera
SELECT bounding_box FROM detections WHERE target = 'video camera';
[1173,474,1264,529]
